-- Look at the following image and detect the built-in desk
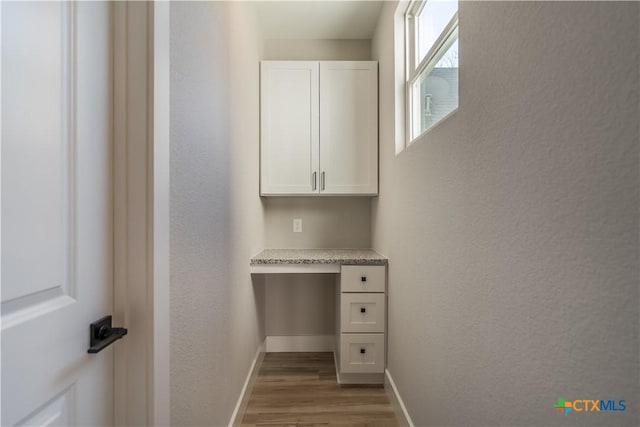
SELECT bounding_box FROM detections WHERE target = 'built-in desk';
[250,249,389,384]
[250,248,387,274]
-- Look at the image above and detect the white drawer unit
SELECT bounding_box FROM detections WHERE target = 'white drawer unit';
[340,293,385,333]
[339,333,385,374]
[340,265,385,293]
[335,264,387,383]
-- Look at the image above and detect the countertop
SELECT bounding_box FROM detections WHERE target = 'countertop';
[250,248,388,266]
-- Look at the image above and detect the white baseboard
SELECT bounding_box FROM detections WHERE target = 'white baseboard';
[228,342,265,427]
[385,369,415,427]
[265,335,334,352]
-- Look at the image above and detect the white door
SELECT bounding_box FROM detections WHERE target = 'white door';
[319,61,378,195]
[260,61,320,195]
[2,2,115,426]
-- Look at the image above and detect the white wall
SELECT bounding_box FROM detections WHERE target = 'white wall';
[263,39,371,60]
[264,197,371,249]
[373,1,639,425]
[170,2,265,425]
[265,274,336,337]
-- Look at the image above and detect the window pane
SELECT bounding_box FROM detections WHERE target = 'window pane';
[416,0,458,66]
[414,37,458,136]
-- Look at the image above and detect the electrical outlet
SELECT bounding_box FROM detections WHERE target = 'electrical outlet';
[293,218,302,233]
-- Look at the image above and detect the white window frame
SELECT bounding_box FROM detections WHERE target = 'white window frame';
[405,0,459,145]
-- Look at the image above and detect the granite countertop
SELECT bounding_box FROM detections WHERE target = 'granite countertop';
[250,248,388,266]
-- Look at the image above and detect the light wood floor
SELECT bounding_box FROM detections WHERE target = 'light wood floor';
[240,352,398,427]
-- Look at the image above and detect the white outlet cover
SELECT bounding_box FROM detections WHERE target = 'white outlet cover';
[293,218,302,233]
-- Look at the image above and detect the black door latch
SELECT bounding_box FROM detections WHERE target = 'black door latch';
[88,315,128,354]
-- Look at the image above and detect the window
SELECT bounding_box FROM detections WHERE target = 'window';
[406,0,458,143]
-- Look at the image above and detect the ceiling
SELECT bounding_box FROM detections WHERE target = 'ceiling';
[255,1,385,40]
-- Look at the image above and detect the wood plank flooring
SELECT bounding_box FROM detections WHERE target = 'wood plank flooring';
[240,352,398,427]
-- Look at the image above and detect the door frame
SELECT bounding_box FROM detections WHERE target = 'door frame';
[113,2,170,426]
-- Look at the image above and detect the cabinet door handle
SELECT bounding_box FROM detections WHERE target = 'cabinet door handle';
[312,172,317,191]
[321,172,325,191]
[360,307,366,313]
[360,348,366,354]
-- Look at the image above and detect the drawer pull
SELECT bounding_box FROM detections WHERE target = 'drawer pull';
[360,307,366,313]
[360,348,366,354]
[361,276,367,282]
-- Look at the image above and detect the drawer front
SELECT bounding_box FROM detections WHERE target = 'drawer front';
[341,293,385,333]
[340,334,385,373]
[341,265,385,293]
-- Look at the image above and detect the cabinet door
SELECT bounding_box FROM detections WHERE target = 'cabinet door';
[339,334,385,373]
[260,61,320,195]
[320,61,378,195]
[340,293,386,333]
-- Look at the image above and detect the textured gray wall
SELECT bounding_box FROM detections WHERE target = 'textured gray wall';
[170,2,265,425]
[372,1,639,425]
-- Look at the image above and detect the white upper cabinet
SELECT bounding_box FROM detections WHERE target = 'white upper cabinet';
[260,60,378,196]
[320,61,378,195]
[261,61,319,195]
